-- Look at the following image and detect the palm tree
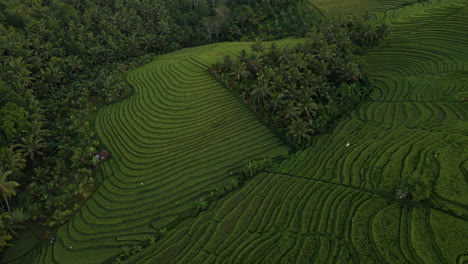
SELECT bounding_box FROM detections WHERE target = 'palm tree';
[222,55,233,72]
[11,81,27,96]
[245,54,263,74]
[27,117,49,138]
[0,168,19,212]
[237,49,249,63]
[259,66,274,82]
[342,61,363,82]
[230,61,249,81]
[0,212,13,251]
[271,75,285,91]
[269,91,285,113]
[318,44,337,62]
[40,63,64,86]
[300,96,318,119]
[278,49,290,64]
[0,147,25,173]
[287,67,302,83]
[7,57,29,75]
[251,78,271,105]
[14,67,34,89]
[18,135,46,164]
[287,119,313,146]
[290,52,307,70]
[25,0,43,7]
[67,55,83,74]
[281,101,300,123]
[315,60,329,76]
[87,45,107,66]
[307,29,325,48]
[210,62,223,79]
[251,38,265,52]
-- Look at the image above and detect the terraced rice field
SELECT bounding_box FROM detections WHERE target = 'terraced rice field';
[311,0,418,16]
[125,1,468,263]
[4,43,295,264]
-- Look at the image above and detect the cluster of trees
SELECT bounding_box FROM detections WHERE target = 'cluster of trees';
[212,15,388,147]
[0,0,317,252]
[195,0,315,42]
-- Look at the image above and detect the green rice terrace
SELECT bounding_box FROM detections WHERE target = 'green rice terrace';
[2,41,297,264]
[2,0,467,263]
[123,1,468,263]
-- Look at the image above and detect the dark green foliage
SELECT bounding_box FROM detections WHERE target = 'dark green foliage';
[0,213,13,251]
[242,157,273,177]
[116,244,143,263]
[212,16,387,147]
[396,173,432,201]
[196,199,209,211]
[209,178,243,199]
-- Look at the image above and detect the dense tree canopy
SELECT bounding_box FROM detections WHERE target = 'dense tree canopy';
[212,16,387,147]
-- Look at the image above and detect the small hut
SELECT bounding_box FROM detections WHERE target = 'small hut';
[94,150,110,162]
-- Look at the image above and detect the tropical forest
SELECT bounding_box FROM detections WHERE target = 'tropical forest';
[0,0,466,263]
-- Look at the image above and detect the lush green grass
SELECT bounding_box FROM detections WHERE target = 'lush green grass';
[125,0,468,263]
[310,0,419,16]
[0,226,44,264]
[3,41,298,264]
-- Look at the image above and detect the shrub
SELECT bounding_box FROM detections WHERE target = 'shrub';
[242,157,273,178]
[195,199,209,211]
[396,173,431,201]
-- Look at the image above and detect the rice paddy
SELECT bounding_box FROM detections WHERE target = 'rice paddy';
[3,42,294,264]
[123,0,468,263]
[5,0,467,263]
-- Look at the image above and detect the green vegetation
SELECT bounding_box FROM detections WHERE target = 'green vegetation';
[2,41,290,263]
[312,0,426,16]
[1,0,467,263]
[396,172,432,201]
[242,157,273,177]
[119,0,468,263]
[0,0,314,256]
[212,16,387,147]
[196,199,209,212]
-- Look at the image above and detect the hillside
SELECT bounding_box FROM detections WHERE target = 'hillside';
[2,0,466,263]
[123,0,468,263]
[2,41,307,264]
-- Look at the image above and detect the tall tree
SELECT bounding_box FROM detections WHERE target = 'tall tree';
[0,212,13,252]
[18,135,46,164]
[213,5,229,41]
[230,61,249,81]
[0,147,25,173]
[286,119,313,146]
[251,76,271,104]
[0,168,19,212]
[282,101,300,123]
[202,16,216,43]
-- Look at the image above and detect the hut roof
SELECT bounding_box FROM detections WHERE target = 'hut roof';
[98,150,110,160]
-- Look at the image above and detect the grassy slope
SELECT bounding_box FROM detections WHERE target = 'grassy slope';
[125,0,468,263]
[3,40,308,264]
[311,0,421,16]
